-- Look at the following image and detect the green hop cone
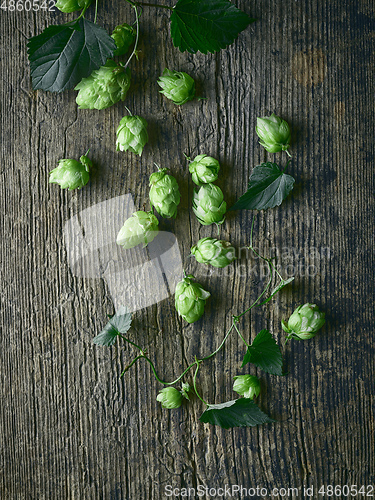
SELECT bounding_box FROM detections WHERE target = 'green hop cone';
[157,68,195,105]
[175,274,210,323]
[75,61,131,110]
[116,115,148,156]
[192,184,226,226]
[233,375,261,400]
[49,154,91,190]
[55,0,91,13]
[256,113,291,155]
[149,167,181,219]
[116,211,159,249]
[156,387,183,409]
[191,237,236,268]
[281,303,326,340]
[111,23,136,56]
[188,154,220,186]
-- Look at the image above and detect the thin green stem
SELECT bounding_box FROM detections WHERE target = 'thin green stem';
[118,334,144,353]
[120,355,143,377]
[76,5,89,19]
[193,360,207,405]
[233,321,249,347]
[124,5,141,69]
[200,323,235,361]
[235,263,273,320]
[93,0,99,23]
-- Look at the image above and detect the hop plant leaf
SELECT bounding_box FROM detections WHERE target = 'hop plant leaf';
[199,399,274,429]
[230,162,295,211]
[27,19,116,92]
[242,330,284,376]
[170,0,255,54]
[93,306,132,347]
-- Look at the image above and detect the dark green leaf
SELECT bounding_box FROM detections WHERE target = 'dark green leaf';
[93,306,132,346]
[242,329,283,375]
[229,162,295,211]
[260,277,295,304]
[199,398,274,428]
[27,19,116,92]
[93,322,119,346]
[170,0,254,54]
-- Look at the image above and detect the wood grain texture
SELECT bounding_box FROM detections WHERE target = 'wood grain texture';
[1,0,374,498]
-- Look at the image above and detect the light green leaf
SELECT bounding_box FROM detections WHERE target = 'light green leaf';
[260,277,294,304]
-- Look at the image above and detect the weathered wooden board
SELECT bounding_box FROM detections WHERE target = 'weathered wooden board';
[1,0,374,498]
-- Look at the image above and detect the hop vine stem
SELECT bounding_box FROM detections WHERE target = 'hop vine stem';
[124,5,141,69]
[118,214,291,405]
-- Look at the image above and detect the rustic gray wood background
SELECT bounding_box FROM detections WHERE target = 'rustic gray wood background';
[1,0,374,498]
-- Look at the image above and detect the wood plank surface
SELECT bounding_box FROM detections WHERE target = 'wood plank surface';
[1,0,374,498]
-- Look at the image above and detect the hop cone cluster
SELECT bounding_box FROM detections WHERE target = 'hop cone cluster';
[175,274,210,323]
[191,238,236,268]
[157,69,195,105]
[282,303,325,340]
[149,168,181,219]
[233,375,261,400]
[75,61,131,110]
[116,211,159,249]
[156,387,183,409]
[256,113,291,154]
[55,0,91,13]
[188,154,220,186]
[49,154,91,190]
[192,184,226,226]
[116,115,148,156]
[111,23,136,56]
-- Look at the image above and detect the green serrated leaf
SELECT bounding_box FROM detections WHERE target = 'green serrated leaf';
[92,322,119,346]
[27,19,116,92]
[93,306,132,346]
[242,329,283,376]
[229,162,295,211]
[199,398,274,428]
[108,305,132,334]
[260,277,295,304]
[170,0,254,54]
